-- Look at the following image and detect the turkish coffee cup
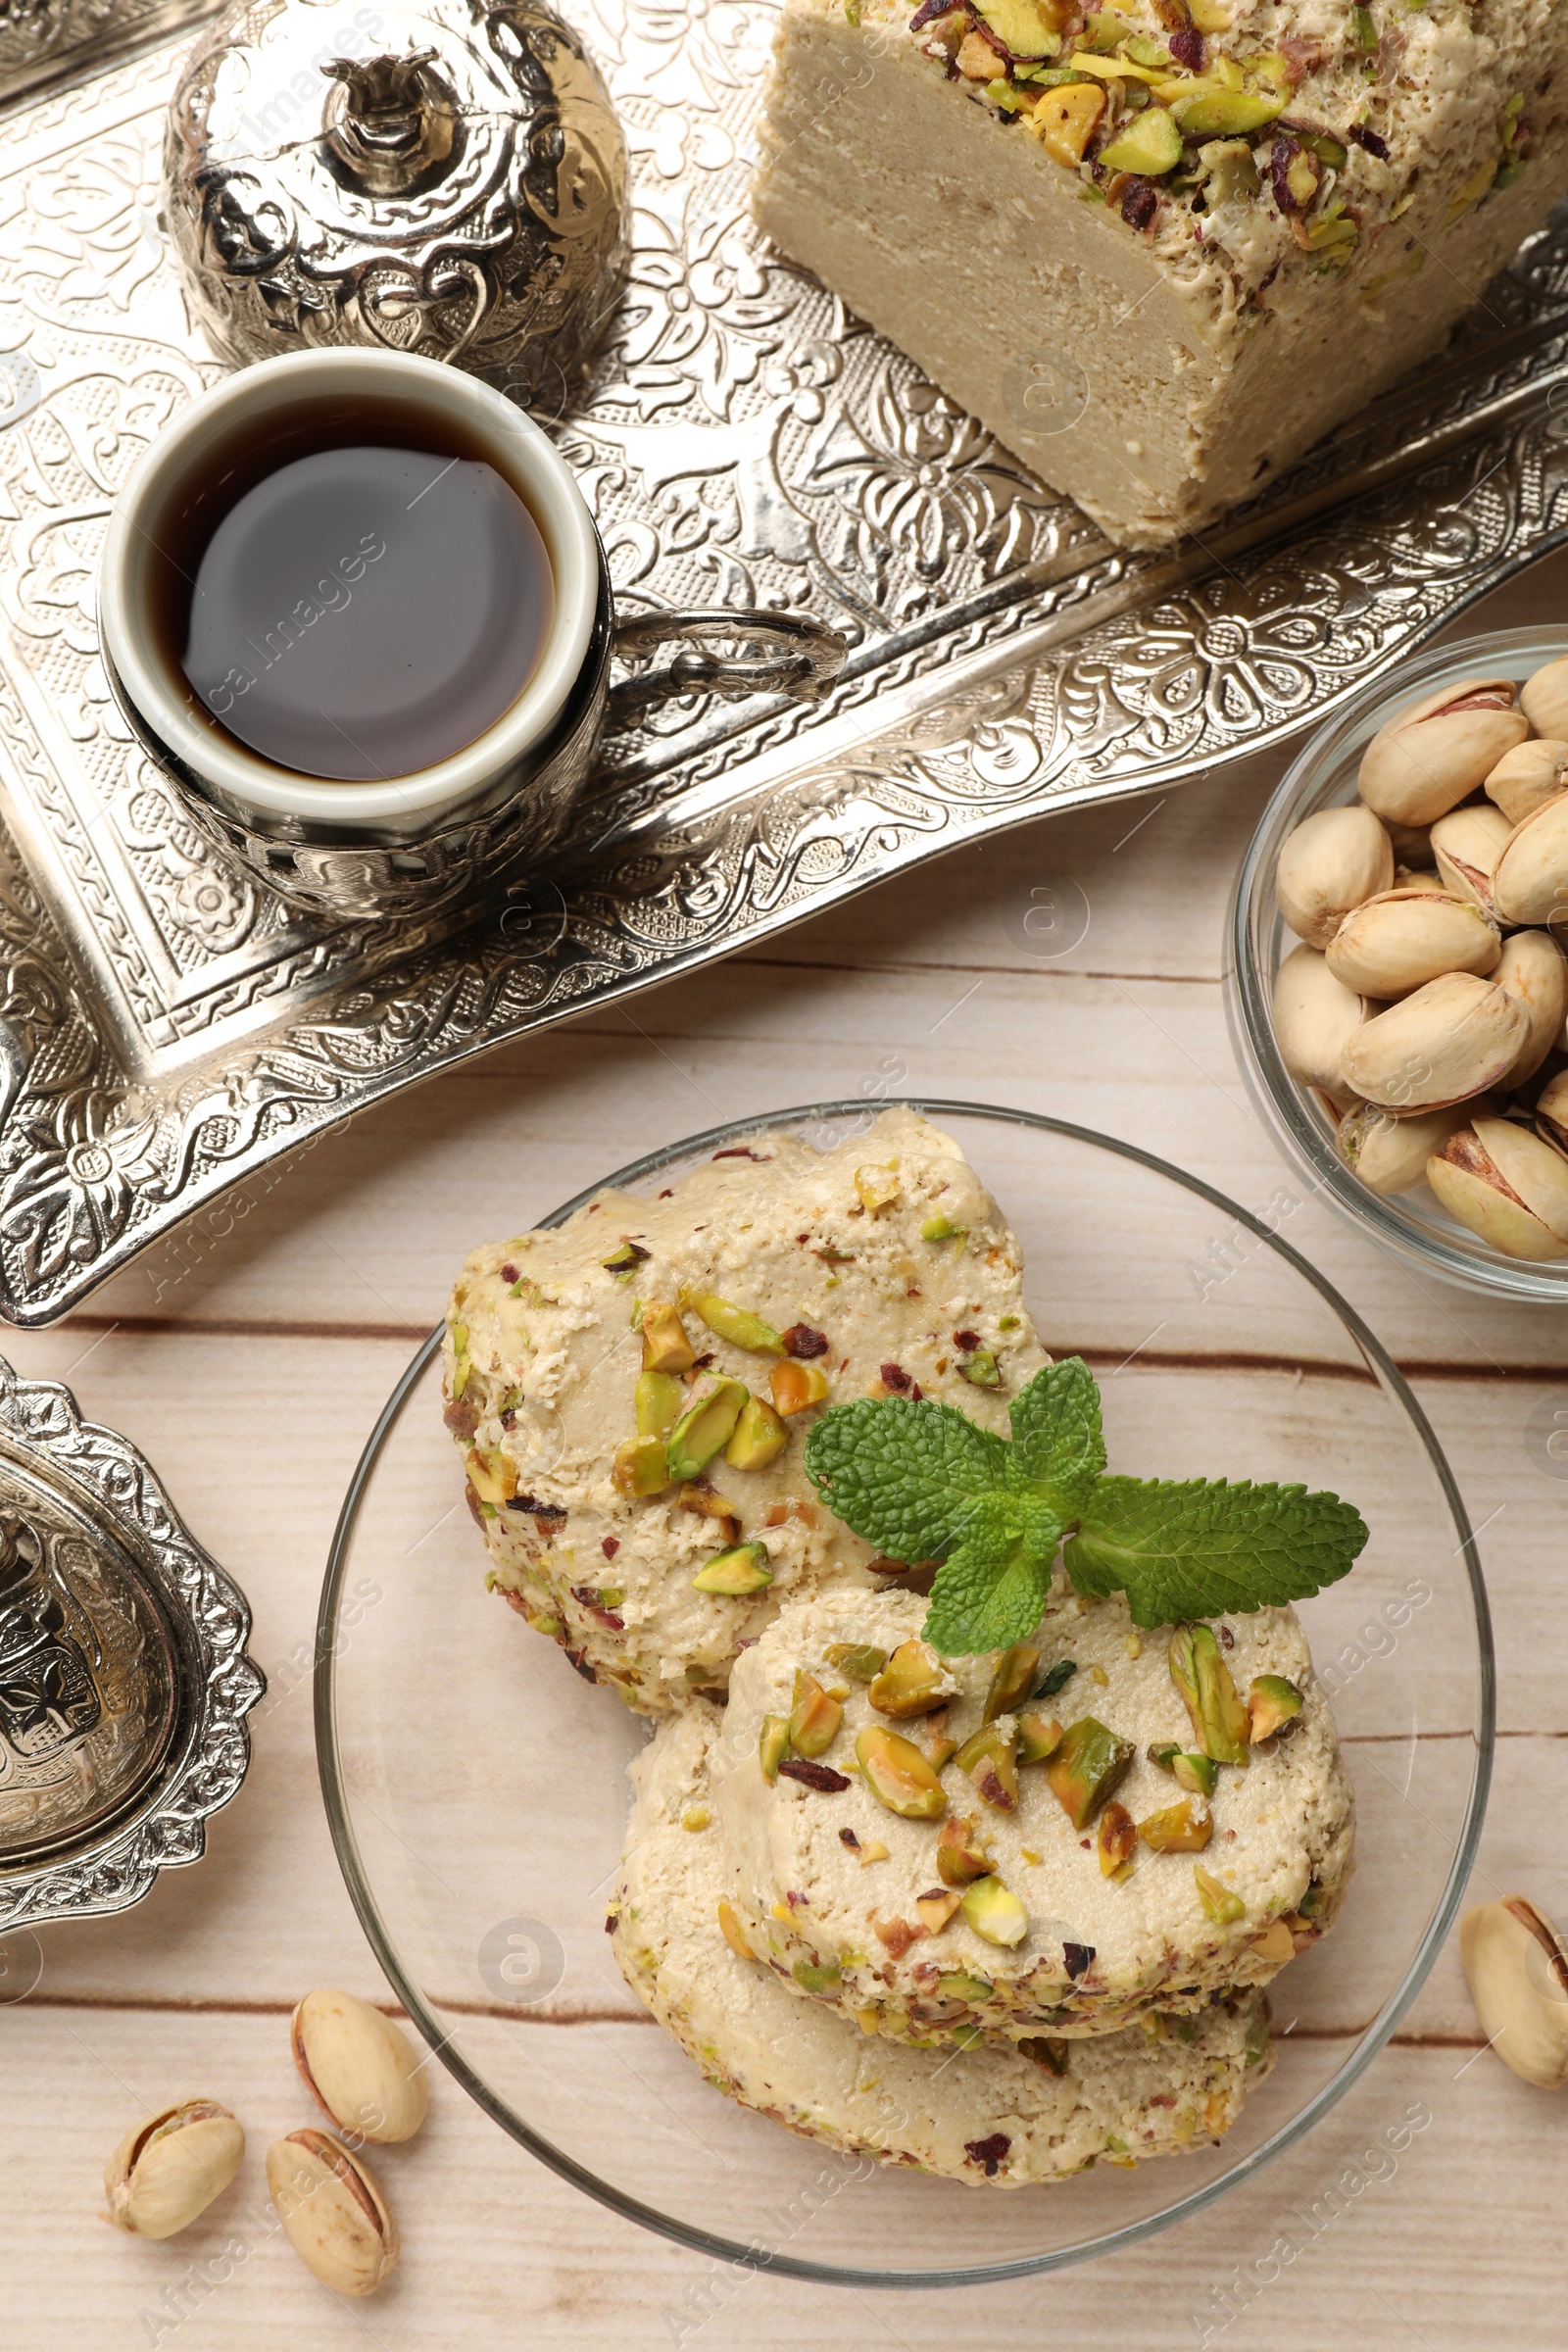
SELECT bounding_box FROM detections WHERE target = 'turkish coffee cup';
[98,347,846,920]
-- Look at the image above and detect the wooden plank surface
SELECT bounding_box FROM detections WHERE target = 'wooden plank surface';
[4,553,1567,2347]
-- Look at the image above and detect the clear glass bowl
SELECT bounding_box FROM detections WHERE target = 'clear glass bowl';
[316,1103,1492,2287]
[1226,625,1568,1301]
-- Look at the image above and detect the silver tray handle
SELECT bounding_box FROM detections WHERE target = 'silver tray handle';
[608,609,849,725]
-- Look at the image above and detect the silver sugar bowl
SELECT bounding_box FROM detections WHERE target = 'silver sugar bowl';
[163,0,629,407]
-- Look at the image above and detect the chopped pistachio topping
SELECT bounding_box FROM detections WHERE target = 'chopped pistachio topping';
[684,1292,783,1354]
[691,1541,772,1595]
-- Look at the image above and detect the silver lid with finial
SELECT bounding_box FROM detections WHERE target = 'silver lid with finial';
[162,0,628,405]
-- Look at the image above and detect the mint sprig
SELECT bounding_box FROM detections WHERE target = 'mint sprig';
[1062,1477,1367,1628]
[803,1358,1367,1651]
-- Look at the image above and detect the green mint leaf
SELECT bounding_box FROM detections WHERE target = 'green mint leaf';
[1004,1359,1105,1521]
[923,1507,1059,1654]
[1063,1478,1369,1628]
[803,1396,1007,1562]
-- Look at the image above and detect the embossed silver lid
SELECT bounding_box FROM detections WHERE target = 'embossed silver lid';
[0,1358,263,1930]
[162,0,628,404]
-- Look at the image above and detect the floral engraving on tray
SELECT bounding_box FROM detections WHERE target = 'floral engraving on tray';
[0,27,1564,1319]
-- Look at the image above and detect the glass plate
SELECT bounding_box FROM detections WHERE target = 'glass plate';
[315,1102,1493,2287]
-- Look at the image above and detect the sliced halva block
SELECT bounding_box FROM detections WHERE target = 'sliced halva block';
[753,0,1568,545]
[612,1702,1275,2183]
[712,1587,1353,2037]
[443,1109,1047,1713]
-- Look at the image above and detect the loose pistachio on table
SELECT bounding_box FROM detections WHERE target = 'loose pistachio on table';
[106,2100,245,2239]
[1356,678,1529,827]
[267,2130,399,2295]
[1274,803,1394,947]
[291,1986,429,2145]
[1459,1894,1568,2089]
[1325,886,1499,1000]
[1426,1115,1568,1261]
[1485,737,1568,827]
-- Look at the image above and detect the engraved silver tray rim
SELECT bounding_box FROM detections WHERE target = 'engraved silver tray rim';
[0,18,1566,1325]
[0,1354,264,1928]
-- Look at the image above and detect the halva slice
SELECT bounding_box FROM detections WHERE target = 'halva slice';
[712,1587,1352,2039]
[443,1109,1046,1714]
[612,1703,1274,2183]
[753,0,1568,547]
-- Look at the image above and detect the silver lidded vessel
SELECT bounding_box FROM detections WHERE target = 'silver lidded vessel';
[162,0,629,408]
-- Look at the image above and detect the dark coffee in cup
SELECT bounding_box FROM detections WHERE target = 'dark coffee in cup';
[181,442,555,781]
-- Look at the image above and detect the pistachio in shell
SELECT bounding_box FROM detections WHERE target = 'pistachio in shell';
[1494,792,1568,928]
[1458,1894,1568,2088]
[1537,1069,1568,1156]
[1325,887,1499,1000]
[1336,1098,1484,1196]
[266,2131,399,2296]
[106,2100,245,2239]
[1356,678,1528,827]
[1271,944,1373,1108]
[1340,972,1529,1114]
[291,1986,429,2144]
[1427,1117,1568,1261]
[1274,803,1393,947]
[1520,655,1568,742]
[1485,737,1568,827]
[1429,803,1512,919]
[1494,929,1568,1084]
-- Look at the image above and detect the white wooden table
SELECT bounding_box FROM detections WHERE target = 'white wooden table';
[7,550,1567,2352]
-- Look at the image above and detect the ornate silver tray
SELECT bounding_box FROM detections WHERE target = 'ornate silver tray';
[1,8,1567,1326]
[0,1354,262,1930]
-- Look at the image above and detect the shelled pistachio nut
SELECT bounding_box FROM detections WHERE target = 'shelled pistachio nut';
[1274,803,1394,947]
[1458,1894,1568,2088]
[1340,973,1528,1113]
[106,2100,244,2239]
[1537,1070,1568,1154]
[1427,1116,1568,1260]
[1520,655,1568,741]
[1493,793,1568,928]
[1357,678,1528,827]
[291,1987,429,2145]
[1485,738,1568,827]
[1429,804,1513,919]
[1325,887,1499,999]
[1271,944,1374,1108]
[1335,1099,1482,1196]
[1494,929,1568,1084]
[267,2131,399,2295]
